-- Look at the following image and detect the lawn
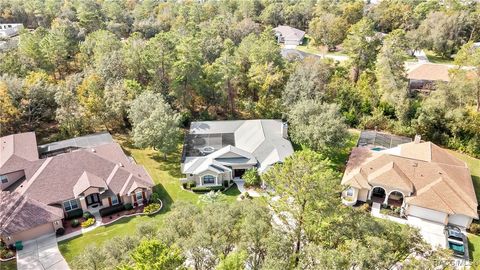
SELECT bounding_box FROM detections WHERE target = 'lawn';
[425,50,455,64]
[469,234,480,262]
[0,260,16,270]
[58,137,240,264]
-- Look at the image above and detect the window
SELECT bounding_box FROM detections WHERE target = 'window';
[202,175,215,184]
[111,195,119,205]
[136,191,143,201]
[0,175,7,184]
[63,199,79,211]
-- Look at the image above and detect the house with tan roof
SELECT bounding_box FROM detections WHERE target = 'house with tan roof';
[0,132,154,245]
[341,137,478,230]
[407,63,453,92]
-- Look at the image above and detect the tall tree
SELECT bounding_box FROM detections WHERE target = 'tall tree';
[288,100,348,151]
[128,240,185,270]
[455,41,480,112]
[261,150,340,268]
[309,13,348,51]
[128,91,180,159]
[343,18,380,83]
[0,81,20,135]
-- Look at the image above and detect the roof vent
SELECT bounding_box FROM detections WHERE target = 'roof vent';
[412,162,418,167]
[91,148,96,153]
[414,135,421,144]
[119,163,124,167]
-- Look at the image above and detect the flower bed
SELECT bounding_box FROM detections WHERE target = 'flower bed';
[101,205,145,224]
[0,242,15,261]
[81,218,96,228]
[143,203,161,214]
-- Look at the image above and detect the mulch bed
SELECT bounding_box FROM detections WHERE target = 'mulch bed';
[63,217,89,235]
[101,206,145,224]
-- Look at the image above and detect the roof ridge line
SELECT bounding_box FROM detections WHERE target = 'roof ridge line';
[20,157,52,195]
[429,183,454,214]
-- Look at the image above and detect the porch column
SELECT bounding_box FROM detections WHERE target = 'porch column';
[383,191,389,205]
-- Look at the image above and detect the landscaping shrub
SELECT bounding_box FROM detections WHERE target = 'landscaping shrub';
[143,203,161,214]
[182,182,188,189]
[124,203,133,210]
[191,185,225,193]
[150,192,160,202]
[81,218,96,228]
[65,208,83,220]
[223,180,229,188]
[83,211,93,219]
[187,180,196,189]
[99,204,126,217]
[470,223,480,235]
[0,248,15,259]
[71,219,80,228]
[243,168,260,187]
[56,228,65,236]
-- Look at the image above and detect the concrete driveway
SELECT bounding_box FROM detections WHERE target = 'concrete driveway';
[17,234,69,270]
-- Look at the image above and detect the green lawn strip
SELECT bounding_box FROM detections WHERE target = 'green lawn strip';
[469,233,480,261]
[424,50,454,64]
[0,259,17,270]
[58,141,240,264]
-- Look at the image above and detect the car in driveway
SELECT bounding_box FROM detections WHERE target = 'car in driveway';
[445,225,469,260]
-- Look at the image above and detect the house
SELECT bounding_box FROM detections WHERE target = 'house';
[0,23,23,38]
[273,25,305,48]
[181,120,294,187]
[341,137,478,231]
[407,63,453,92]
[0,132,154,245]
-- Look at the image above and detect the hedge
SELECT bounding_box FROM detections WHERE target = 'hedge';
[191,185,225,193]
[65,208,83,220]
[99,204,125,217]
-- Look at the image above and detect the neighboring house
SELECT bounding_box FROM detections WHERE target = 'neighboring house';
[0,132,154,245]
[407,63,452,92]
[273,25,305,48]
[0,23,23,38]
[181,120,294,187]
[341,137,478,230]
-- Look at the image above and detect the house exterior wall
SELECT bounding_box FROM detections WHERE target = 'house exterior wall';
[406,205,448,224]
[358,189,369,202]
[448,214,473,228]
[0,170,25,190]
[4,222,57,245]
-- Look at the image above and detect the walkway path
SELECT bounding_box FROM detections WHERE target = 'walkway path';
[414,50,429,62]
[17,234,69,270]
[232,179,261,198]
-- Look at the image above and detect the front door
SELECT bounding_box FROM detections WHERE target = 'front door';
[86,193,100,207]
[234,169,246,178]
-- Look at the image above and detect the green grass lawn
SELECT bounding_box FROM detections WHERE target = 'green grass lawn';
[58,137,240,264]
[469,234,480,262]
[0,259,16,270]
[425,50,454,64]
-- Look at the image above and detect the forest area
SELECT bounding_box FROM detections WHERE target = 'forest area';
[0,0,479,158]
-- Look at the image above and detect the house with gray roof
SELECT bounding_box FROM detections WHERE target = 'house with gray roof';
[0,132,154,245]
[181,120,294,187]
[273,25,305,48]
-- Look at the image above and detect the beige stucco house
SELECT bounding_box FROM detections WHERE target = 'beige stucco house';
[0,132,154,245]
[273,25,305,48]
[181,120,294,187]
[341,138,478,229]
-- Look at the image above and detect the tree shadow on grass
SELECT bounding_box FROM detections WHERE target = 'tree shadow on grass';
[149,151,184,179]
[153,184,174,212]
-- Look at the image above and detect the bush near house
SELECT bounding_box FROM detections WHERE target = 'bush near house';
[71,219,80,228]
[223,180,229,188]
[186,180,196,189]
[150,192,160,202]
[99,204,126,217]
[124,203,133,210]
[191,185,225,193]
[83,211,93,219]
[81,218,95,228]
[243,168,260,187]
[470,223,480,235]
[65,209,83,220]
[143,203,161,214]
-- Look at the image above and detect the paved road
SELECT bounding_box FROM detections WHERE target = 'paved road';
[17,234,69,270]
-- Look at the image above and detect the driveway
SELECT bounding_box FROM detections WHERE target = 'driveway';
[17,234,69,270]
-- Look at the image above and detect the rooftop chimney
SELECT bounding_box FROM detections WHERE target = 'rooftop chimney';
[414,135,421,144]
